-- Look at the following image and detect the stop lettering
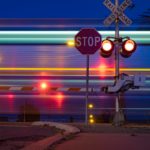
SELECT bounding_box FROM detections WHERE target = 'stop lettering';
[76,36,101,47]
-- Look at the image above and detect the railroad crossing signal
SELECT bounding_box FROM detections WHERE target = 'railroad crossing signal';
[100,38,137,58]
[103,0,133,26]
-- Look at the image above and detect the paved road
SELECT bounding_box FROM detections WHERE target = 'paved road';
[55,133,150,150]
[0,125,56,140]
[0,124,58,150]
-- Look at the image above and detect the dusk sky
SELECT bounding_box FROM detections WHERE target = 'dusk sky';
[0,0,148,19]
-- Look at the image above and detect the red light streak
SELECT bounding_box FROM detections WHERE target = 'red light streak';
[56,93,64,108]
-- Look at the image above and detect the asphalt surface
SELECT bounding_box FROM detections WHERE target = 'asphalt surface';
[55,133,150,150]
[54,124,150,150]
[0,124,58,150]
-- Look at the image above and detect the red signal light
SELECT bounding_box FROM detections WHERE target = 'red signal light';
[100,40,114,57]
[39,82,49,92]
[56,93,64,108]
[121,39,137,58]
[41,82,48,90]
[8,94,14,99]
[57,93,64,100]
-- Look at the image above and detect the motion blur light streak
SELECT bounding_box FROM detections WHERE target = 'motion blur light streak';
[56,93,64,99]
[0,54,3,63]
[8,94,14,99]
[98,64,109,76]
[56,93,64,108]
[8,94,14,113]
[40,82,49,90]
[0,31,149,35]
[1,68,150,71]
[99,63,107,72]
[0,31,149,44]
[67,39,75,47]
[41,82,48,90]
[40,72,48,76]
[38,82,50,94]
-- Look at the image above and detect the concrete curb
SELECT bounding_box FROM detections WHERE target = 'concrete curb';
[21,122,80,150]
[32,121,80,134]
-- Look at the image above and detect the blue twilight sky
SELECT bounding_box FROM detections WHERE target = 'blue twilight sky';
[0,0,149,19]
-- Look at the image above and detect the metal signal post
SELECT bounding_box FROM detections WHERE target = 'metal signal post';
[86,55,90,125]
[115,0,120,79]
[113,0,124,126]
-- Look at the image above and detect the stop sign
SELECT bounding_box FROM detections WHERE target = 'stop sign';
[75,28,102,55]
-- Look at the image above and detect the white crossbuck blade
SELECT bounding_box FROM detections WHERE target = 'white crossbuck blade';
[102,73,146,93]
[103,0,133,26]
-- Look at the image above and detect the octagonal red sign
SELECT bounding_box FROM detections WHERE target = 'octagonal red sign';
[75,28,102,55]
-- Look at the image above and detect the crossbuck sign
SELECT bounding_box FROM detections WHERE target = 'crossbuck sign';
[103,0,133,26]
